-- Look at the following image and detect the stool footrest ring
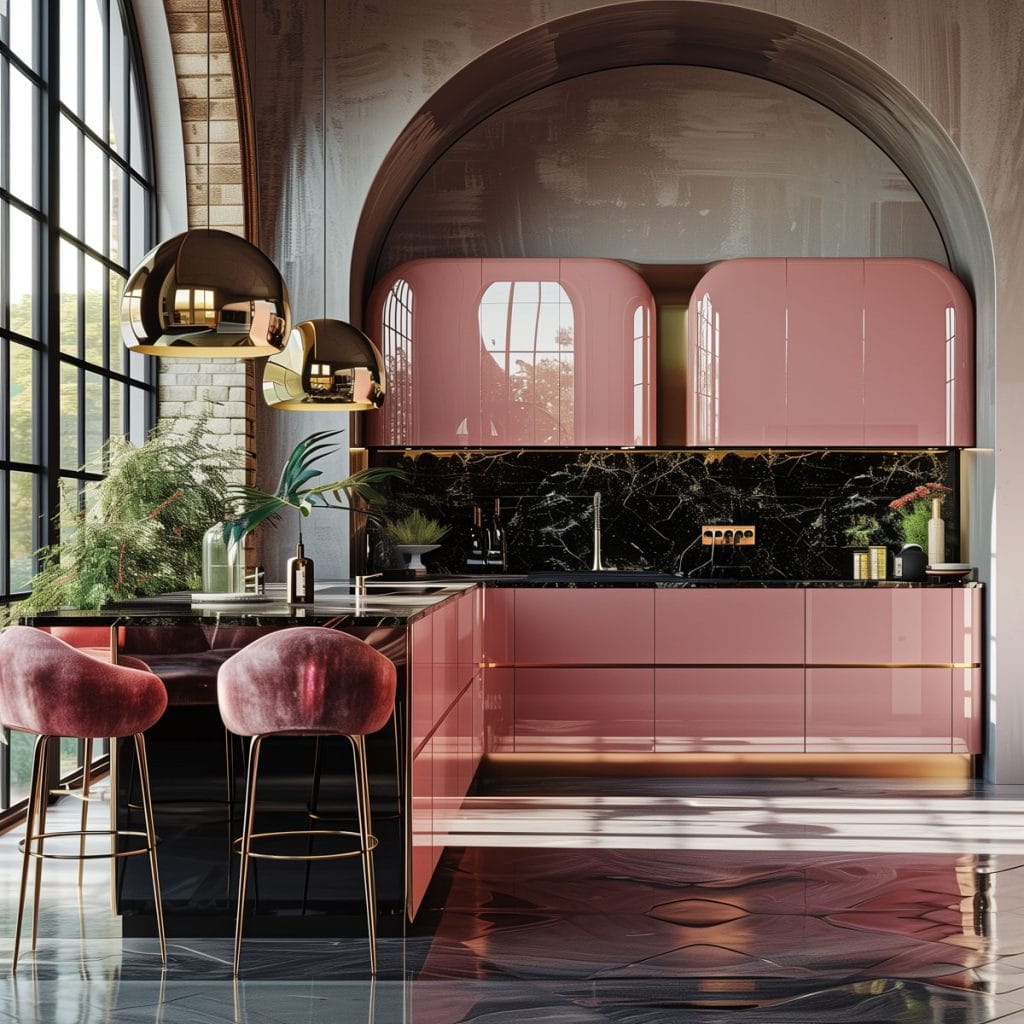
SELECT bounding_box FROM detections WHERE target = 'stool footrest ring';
[17,828,159,861]
[231,828,378,862]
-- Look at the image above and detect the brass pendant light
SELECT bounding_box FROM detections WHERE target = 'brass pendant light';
[118,4,290,359]
[120,228,291,358]
[262,0,386,411]
[262,318,385,411]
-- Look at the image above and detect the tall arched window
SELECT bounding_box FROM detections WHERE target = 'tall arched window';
[0,1,157,807]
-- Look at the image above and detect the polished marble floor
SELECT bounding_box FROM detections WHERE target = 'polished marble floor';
[7,776,1024,1022]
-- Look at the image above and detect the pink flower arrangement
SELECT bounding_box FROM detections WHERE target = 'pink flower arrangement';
[889,482,951,511]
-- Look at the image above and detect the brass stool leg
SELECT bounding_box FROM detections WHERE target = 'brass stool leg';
[78,738,93,889]
[133,733,167,965]
[350,734,378,974]
[12,735,48,974]
[30,736,51,952]
[109,737,119,915]
[233,735,264,976]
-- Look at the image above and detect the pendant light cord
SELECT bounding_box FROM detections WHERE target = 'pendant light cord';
[207,2,211,230]
[322,0,328,326]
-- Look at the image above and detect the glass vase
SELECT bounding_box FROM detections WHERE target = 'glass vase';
[201,522,245,594]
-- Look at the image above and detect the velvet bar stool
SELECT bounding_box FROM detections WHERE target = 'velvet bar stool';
[0,626,168,972]
[217,627,397,976]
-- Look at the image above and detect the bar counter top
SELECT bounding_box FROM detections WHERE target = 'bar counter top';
[16,580,478,628]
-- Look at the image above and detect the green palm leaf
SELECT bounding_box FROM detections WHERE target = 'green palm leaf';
[224,436,405,544]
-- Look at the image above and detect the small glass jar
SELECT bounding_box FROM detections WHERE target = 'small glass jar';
[201,522,245,594]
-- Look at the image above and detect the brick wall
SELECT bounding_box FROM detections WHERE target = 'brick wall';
[159,0,252,485]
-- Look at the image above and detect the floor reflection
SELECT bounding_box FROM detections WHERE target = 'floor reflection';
[5,780,1024,1023]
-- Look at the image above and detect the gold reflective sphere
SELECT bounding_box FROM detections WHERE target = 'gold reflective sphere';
[119,229,291,358]
[262,318,387,411]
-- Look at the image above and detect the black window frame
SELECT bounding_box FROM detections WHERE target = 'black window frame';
[0,0,159,815]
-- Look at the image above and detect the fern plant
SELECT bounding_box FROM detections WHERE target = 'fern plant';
[223,430,404,544]
[4,416,240,621]
[382,510,449,545]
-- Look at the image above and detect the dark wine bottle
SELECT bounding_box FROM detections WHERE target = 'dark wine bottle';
[487,497,508,572]
[286,533,315,603]
[466,505,488,571]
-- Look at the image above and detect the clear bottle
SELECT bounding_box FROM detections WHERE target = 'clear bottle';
[287,534,315,603]
[201,522,245,594]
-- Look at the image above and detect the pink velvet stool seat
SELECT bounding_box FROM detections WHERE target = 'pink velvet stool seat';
[0,626,168,972]
[217,627,397,975]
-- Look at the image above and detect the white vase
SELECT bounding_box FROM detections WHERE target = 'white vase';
[927,496,945,566]
[394,543,440,572]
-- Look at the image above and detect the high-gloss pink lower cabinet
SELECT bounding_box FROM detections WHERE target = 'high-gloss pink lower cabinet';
[432,704,461,849]
[805,669,952,752]
[484,667,514,752]
[514,589,654,663]
[953,669,983,754]
[410,616,433,751]
[432,599,460,723]
[409,741,437,919]
[654,589,804,663]
[513,668,654,751]
[806,589,953,664]
[482,589,515,751]
[655,668,804,752]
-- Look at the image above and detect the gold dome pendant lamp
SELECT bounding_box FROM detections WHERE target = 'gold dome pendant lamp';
[263,318,385,411]
[118,4,290,359]
[120,228,291,358]
[259,145,386,411]
[262,0,386,413]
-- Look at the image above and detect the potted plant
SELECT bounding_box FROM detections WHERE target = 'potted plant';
[843,514,879,548]
[889,482,951,546]
[889,481,952,577]
[382,510,450,572]
[2,416,240,622]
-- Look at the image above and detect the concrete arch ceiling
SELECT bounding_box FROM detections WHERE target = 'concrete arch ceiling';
[378,63,948,273]
[351,1,994,428]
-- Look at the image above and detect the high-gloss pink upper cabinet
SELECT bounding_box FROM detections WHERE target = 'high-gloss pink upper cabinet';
[864,259,974,445]
[366,259,481,446]
[366,258,656,447]
[785,260,865,446]
[687,259,787,446]
[686,257,974,446]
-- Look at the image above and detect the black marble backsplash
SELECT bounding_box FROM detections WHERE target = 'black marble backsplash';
[368,449,958,580]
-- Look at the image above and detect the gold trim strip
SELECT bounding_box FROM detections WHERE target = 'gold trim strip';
[486,661,980,670]
[483,752,974,780]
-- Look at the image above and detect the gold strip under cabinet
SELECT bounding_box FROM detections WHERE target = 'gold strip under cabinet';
[483,752,974,780]
[485,661,981,670]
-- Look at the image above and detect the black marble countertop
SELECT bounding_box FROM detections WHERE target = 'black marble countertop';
[16,575,981,628]
[15,580,476,628]
[421,572,981,589]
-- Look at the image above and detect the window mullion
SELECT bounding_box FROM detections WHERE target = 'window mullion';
[42,0,60,554]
